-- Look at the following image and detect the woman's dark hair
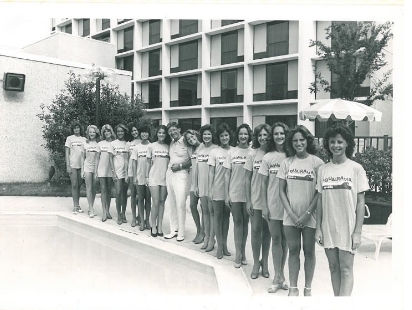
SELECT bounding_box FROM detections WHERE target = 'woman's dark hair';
[235,123,253,145]
[285,125,317,157]
[251,124,271,149]
[216,122,233,146]
[114,123,128,139]
[70,122,84,136]
[323,124,355,159]
[139,124,151,135]
[199,124,216,144]
[127,123,139,142]
[267,122,289,152]
[152,125,172,145]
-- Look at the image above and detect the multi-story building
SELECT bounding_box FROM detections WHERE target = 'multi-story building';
[49,18,392,136]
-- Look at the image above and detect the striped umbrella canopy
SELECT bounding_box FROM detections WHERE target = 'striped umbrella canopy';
[299,98,382,122]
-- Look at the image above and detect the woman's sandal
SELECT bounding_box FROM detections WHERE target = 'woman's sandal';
[268,282,289,293]
[304,287,312,296]
[288,287,299,296]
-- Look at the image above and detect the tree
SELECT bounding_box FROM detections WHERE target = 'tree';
[309,21,393,106]
[37,71,150,183]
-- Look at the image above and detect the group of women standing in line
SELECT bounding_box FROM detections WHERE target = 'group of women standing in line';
[65,120,368,297]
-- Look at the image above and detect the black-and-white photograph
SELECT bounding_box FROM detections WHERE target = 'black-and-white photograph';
[0,1,405,309]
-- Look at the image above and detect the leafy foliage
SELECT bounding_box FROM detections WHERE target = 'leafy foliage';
[309,21,393,105]
[37,71,149,183]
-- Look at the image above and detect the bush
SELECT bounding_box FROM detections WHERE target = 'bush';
[37,71,151,184]
[353,148,392,194]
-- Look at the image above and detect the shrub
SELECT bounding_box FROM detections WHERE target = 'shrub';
[353,148,392,194]
[37,71,151,184]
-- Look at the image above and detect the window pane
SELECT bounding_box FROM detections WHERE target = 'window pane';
[265,115,297,131]
[65,24,72,34]
[102,19,110,30]
[149,49,161,77]
[178,118,201,132]
[210,117,237,134]
[83,19,90,37]
[149,20,161,44]
[179,75,199,106]
[221,20,243,27]
[148,81,161,109]
[179,41,198,71]
[179,20,198,37]
[221,31,238,65]
[221,70,237,103]
[267,21,288,57]
[124,27,134,51]
[266,63,288,100]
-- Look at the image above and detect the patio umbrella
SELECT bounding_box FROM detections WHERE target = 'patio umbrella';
[299,98,382,122]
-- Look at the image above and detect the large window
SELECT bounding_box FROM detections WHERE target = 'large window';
[266,115,297,131]
[116,55,134,78]
[221,20,243,27]
[266,62,288,100]
[178,75,199,107]
[148,81,161,109]
[95,33,110,42]
[267,21,289,57]
[178,118,201,133]
[64,23,72,34]
[82,19,90,37]
[123,27,134,51]
[210,117,238,136]
[102,19,110,30]
[221,70,238,104]
[179,20,198,37]
[179,40,198,72]
[149,49,161,77]
[221,31,238,65]
[149,20,161,45]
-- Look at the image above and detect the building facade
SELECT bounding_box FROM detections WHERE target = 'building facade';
[50,18,393,136]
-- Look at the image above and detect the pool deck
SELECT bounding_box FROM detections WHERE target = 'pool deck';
[0,195,401,309]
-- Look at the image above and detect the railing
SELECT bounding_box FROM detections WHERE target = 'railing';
[315,135,392,153]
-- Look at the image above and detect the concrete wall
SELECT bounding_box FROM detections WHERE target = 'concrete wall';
[0,49,132,183]
[23,33,117,69]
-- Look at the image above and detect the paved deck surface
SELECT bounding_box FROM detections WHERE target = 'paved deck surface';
[0,195,399,308]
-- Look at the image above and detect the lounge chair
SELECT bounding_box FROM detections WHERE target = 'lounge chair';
[361,204,392,260]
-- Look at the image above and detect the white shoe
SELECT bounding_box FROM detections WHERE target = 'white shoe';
[164,232,178,239]
[176,236,185,242]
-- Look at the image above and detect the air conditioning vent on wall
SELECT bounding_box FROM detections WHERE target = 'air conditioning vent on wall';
[3,73,26,92]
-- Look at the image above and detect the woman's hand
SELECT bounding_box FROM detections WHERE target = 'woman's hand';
[194,187,199,197]
[225,196,232,210]
[67,166,71,174]
[81,171,85,179]
[295,212,311,228]
[262,207,270,222]
[112,175,117,183]
[145,177,149,186]
[133,177,138,186]
[246,202,254,217]
[315,228,323,246]
[94,173,99,181]
[352,232,362,250]
[171,163,180,172]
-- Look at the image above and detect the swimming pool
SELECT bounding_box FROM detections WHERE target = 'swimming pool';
[0,213,251,309]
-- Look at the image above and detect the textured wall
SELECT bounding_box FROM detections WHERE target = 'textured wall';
[0,51,131,183]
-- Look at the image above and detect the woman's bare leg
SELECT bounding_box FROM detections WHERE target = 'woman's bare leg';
[200,196,210,250]
[284,226,302,296]
[302,227,316,296]
[190,192,203,242]
[129,178,137,226]
[268,220,288,285]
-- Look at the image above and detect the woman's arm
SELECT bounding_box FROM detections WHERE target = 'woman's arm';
[224,168,232,208]
[295,191,320,228]
[94,152,100,180]
[110,153,116,182]
[193,162,199,197]
[315,193,323,246]
[261,174,270,221]
[208,165,215,200]
[245,170,253,216]
[80,150,86,179]
[65,147,71,174]
[352,192,366,250]
[279,178,298,225]
[132,159,138,185]
[146,158,152,185]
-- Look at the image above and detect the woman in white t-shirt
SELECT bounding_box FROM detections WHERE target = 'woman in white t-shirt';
[259,122,289,293]
[194,124,217,251]
[208,123,233,259]
[278,125,324,296]
[110,124,129,225]
[127,124,141,227]
[184,129,204,244]
[224,124,253,268]
[65,122,86,214]
[96,124,115,222]
[147,125,171,237]
[81,125,100,218]
[245,124,271,280]
[132,125,152,231]
[315,125,369,296]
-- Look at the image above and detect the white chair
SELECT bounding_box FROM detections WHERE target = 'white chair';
[362,204,392,260]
